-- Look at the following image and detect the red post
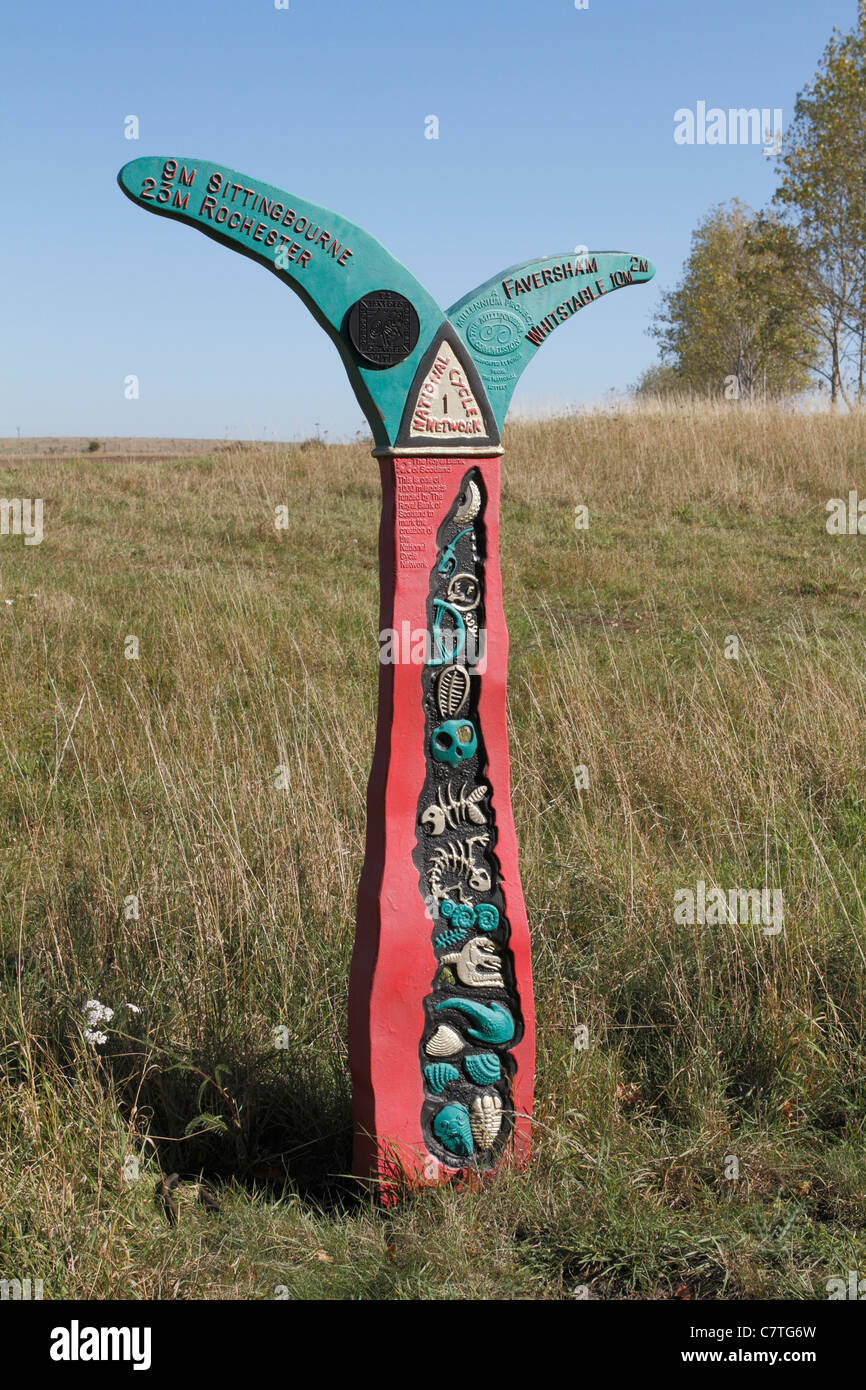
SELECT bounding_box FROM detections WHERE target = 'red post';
[349,453,535,1198]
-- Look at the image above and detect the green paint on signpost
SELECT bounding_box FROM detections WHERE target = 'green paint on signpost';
[117,158,655,448]
[117,156,448,448]
[447,251,656,432]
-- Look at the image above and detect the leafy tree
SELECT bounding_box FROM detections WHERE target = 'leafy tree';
[647,201,816,401]
[632,364,682,399]
[773,8,866,403]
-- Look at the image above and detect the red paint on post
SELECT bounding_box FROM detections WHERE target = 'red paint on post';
[349,454,535,1198]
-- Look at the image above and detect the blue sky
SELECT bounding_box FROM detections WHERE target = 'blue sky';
[1,0,857,441]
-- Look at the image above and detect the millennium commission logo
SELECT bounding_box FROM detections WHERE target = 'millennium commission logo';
[466,307,525,357]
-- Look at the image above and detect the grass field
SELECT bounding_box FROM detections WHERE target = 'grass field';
[1,403,865,1300]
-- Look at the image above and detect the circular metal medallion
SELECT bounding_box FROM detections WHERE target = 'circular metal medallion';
[348,290,420,367]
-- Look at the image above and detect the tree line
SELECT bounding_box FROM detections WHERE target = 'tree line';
[638,5,866,405]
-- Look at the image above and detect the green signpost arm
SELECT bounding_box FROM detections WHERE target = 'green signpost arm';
[117,156,449,448]
[447,251,657,432]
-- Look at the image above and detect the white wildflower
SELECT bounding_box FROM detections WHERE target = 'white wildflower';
[83,999,114,1027]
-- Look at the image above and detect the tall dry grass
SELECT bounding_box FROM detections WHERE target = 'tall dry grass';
[1,403,864,1298]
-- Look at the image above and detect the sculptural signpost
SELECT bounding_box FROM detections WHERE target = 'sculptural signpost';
[119,155,655,1198]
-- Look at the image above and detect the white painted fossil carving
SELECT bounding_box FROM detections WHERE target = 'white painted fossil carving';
[469,1093,503,1149]
[439,937,504,989]
[420,781,488,837]
[453,479,481,523]
[437,665,470,718]
[428,832,491,899]
[425,1024,463,1056]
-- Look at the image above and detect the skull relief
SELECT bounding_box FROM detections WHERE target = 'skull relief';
[431,719,477,766]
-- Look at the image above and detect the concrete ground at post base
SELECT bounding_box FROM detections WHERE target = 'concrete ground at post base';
[1,405,865,1300]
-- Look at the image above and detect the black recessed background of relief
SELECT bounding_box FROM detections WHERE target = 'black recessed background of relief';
[413,468,523,1172]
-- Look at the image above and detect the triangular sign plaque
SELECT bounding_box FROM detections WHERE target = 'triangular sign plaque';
[407,338,488,443]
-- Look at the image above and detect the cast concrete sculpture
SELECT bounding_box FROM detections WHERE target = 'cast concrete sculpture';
[118,155,655,1198]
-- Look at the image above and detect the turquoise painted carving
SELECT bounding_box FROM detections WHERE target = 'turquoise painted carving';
[434,998,515,1044]
[464,1053,502,1085]
[438,528,474,577]
[118,157,654,452]
[451,905,478,929]
[424,1063,460,1094]
[439,898,499,933]
[432,925,468,951]
[431,719,477,766]
[432,1102,474,1157]
[475,903,500,932]
[427,599,467,667]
